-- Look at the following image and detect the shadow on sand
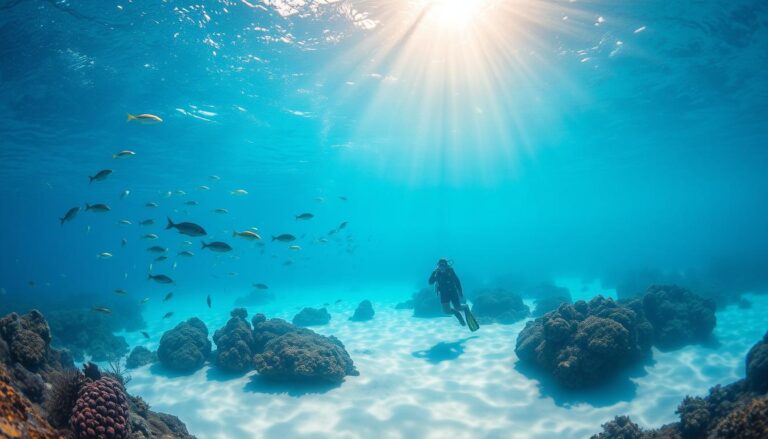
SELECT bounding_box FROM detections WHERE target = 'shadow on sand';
[243,375,342,397]
[148,363,202,378]
[206,367,251,382]
[513,355,654,408]
[412,337,478,364]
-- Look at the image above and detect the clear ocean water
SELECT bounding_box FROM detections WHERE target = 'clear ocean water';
[1,1,767,438]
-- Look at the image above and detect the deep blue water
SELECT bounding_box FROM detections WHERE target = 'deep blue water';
[2,0,767,301]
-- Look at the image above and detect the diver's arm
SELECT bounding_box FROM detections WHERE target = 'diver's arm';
[428,270,437,285]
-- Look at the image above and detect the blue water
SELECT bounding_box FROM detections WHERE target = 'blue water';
[1,1,768,438]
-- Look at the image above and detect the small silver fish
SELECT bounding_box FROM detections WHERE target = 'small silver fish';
[120,190,131,200]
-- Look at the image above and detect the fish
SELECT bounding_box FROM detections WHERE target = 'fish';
[114,289,128,295]
[323,302,329,307]
[89,169,113,183]
[148,273,174,284]
[178,250,194,257]
[328,229,337,236]
[175,190,187,196]
[60,207,80,225]
[166,218,207,236]
[233,230,261,240]
[315,197,325,203]
[163,292,173,301]
[213,208,228,214]
[338,221,348,230]
[231,189,248,196]
[141,331,150,339]
[120,190,131,200]
[318,238,329,244]
[113,150,136,159]
[93,307,112,314]
[181,240,193,246]
[198,185,210,191]
[127,113,163,123]
[118,219,132,225]
[283,260,293,266]
[28,281,35,288]
[140,219,154,226]
[145,202,159,208]
[272,234,296,242]
[339,196,348,201]
[172,261,178,270]
[209,175,221,181]
[147,246,167,253]
[206,295,211,308]
[228,272,238,277]
[121,238,128,247]
[142,233,159,240]
[97,252,113,259]
[141,297,150,304]
[184,200,198,206]
[335,299,342,304]
[85,203,111,213]
[162,312,174,319]
[201,241,233,252]
[155,256,168,262]
[295,213,314,220]
[288,245,301,251]
[253,283,269,290]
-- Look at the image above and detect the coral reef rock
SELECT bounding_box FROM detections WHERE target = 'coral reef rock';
[515,296,653,388]
[411,287,445,318]
[0,362,62,438]
[126,347,157,370]
[213,309,255,373]
[0,310,51,370]
[350,300,375,322]
[642,284,717,349]
[47,309,129,362]
[254,330,358,383]
[533,295,573,317]
[471,289,530,324]
[292,307,331,327]
[70,376,130,438]
[251,315,300,352]
[746,331,768,393]
[157,318,211,372]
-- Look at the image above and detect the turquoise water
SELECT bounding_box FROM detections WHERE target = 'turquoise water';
[1,1,768,438]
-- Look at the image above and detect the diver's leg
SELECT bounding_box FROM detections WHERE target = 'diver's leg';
[441,301,453,315]
[449,294,466,326]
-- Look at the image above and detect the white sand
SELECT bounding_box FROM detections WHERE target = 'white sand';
[123,290,768,439]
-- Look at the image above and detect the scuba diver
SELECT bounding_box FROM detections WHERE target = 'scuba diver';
[429,259,479,331]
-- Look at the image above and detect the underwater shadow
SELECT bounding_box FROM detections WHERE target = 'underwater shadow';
[149,363,203,379]
[412,337,478,364]
[514,355,654,408]
[243,375,342,397]
[655,335,722,353]
[206,367,250,382]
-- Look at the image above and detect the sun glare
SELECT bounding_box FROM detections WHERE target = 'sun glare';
[421,0,489,29]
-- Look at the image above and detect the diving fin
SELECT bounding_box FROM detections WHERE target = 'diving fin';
[464,308,480,332]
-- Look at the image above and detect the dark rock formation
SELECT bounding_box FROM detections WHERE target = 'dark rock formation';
[412,287,444,318]
[47,309,129,362]
[254,330,359,383]
[212,309,255,373]
[157,318,211,372]
[590,331,768,439]
[0,310,51,370]
[515,296,653,388]
[126,347,157,369]
[0,362,60,438]
[533,295,573,317]
[10,363,45,403]
[471,289,529,324]
[350,300,375,322]
[746,331,768,393]
[642,285,716,349]
[292,307,331,327]
[70,375,130,438]
[251,314,299,352]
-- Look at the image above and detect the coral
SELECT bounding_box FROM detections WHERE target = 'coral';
[0,363,62,438]
[0,310,51,370]
[411,287,445,318]
[350,300,375,322]
[533,295,573,317]
[9,364,45,403]
[676,396,710,438]
[711,396,768,439]
[470,289,529,324]
[125,347,157,370]
[590,416,644,439]
[292,307,331,327]
[10,330,47,370]
[642,285,716,349]
[157,318,211,372]
[213,310,255,373]
[47,309,130,362]
[45,368,87,428]
[746,331,768,393]
[70,376,130,438]
[515,296,652,388]
[251,316,300,352]
[254,330,359,383]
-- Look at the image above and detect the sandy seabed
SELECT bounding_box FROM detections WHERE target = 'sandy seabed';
[122,286,768,439]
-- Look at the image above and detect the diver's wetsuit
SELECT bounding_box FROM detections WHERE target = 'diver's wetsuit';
[429,267,466,324]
